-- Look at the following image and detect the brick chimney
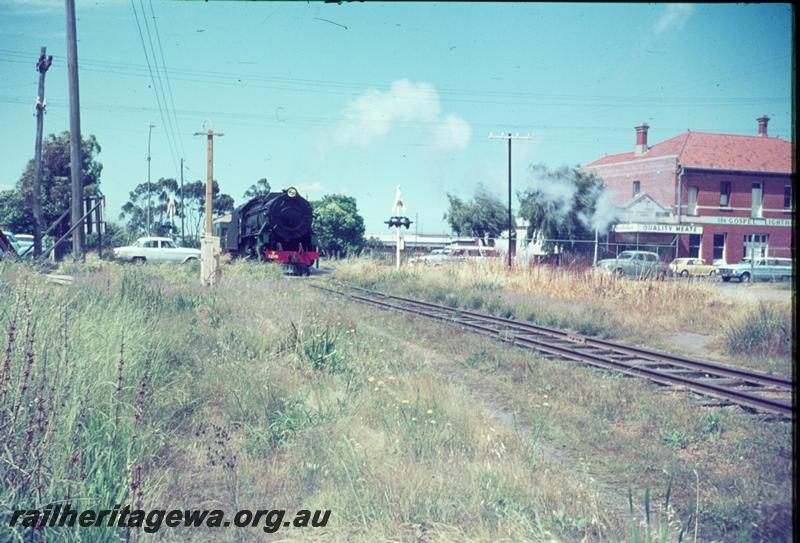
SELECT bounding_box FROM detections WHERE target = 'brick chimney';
[757,115,769,137]
[634,123,649,155]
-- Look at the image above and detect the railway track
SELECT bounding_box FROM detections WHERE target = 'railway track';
[312,282,794,419]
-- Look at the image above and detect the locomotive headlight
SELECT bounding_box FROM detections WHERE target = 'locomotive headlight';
[287,187,297,198]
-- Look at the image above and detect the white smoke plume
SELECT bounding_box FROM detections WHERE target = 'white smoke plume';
[524,164,619,235]
[524,164,578,220]
[586,188,619,233]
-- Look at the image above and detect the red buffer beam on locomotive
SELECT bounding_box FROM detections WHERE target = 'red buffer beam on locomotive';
[220,186,320,276]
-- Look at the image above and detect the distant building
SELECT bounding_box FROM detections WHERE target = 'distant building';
[497,218,552,260]
[585,117,793,263]
[364,233,473,252]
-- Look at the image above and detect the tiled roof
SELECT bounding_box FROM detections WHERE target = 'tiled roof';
[586,131,793,174]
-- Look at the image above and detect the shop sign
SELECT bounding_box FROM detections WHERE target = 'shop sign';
[689,216,792,227]
[613,223,703,234]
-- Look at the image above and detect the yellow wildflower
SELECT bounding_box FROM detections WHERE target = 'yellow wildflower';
[426,409,433,415]
[367,376,375,382]
[400,400,409,405]
[411,417,417,422]
[377,380,385,386]
[429,420,437,425]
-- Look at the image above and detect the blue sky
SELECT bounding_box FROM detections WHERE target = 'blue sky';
[0,1,793,236]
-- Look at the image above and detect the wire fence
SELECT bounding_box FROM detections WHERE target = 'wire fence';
[364,235,794,267]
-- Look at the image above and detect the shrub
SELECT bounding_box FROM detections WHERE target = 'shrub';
[723,303,792,357]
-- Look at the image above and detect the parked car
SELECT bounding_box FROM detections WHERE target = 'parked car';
[10,233,34,256]
[409,248,453,266]
[669,257,718,277]
[0,229,16,259]
[451,246,501,261]
[595,250,669,279]
[717,257,793,283]
[113,237,200,264]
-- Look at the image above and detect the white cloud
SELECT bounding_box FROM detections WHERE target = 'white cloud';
[433,114,472,150]
[653,4,694,35]
[322,79,471,151]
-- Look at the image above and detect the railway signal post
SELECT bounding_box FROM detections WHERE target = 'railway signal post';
[386,185,412,270]
[194,128,224,286]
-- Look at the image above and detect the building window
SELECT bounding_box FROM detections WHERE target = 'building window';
[688,234,701,258]
[713,234,726,262]
[744,234,768,259]
[751,183,763,218]
[687,187,698,215]
[633,181,640,197]
[785,186,792,209]
[720,182,731,206]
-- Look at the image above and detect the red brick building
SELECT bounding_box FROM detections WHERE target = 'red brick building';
[585,117,793,264]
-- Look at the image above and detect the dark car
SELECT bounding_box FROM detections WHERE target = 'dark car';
[595,250,669,280]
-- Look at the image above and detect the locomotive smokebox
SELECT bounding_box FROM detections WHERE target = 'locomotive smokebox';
[269,189,313,241]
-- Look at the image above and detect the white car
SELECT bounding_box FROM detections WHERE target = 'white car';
[4,232,34,257]
[409,248,453,266]
[113,237,200,264]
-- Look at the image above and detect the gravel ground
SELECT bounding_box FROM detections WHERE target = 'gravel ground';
[715,281,794,303]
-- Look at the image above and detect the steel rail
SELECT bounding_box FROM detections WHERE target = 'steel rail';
[336,283,793,388]
[313,282,793,418]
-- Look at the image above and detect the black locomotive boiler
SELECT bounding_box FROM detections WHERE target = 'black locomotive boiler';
[222,187,319,275]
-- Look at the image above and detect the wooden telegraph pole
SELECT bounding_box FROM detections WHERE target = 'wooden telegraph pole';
[489,132,532,269]
[65,0,84,260]
[194,129,223,286]
[194,129,223,235]
[32,47,53,257]
[180,157,185,246]
[146,122,155,235]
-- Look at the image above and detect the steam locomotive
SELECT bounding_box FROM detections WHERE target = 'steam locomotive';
[220,187,319,275]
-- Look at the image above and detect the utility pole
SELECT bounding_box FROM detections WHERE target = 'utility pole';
[147,122,155,235]
[194,128,223,286]
[194,129,223,235]
[180,157,185,246]
[489,132,532,268]
[65,0,84,261]
[32,47,52,258]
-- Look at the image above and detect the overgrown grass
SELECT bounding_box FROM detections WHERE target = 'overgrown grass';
[0,258,791,541]
[335,259,735,338]
[334,259,793,377]
[723,302,792,357]
[365,301,792,541]
[0,261,194,542]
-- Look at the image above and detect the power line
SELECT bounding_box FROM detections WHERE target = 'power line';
[0,49,789,108]
[137,0,180,176]
[1,94,792,142]
[128,0,180,179]
[139,0,183,164]
[147,0,185,158]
